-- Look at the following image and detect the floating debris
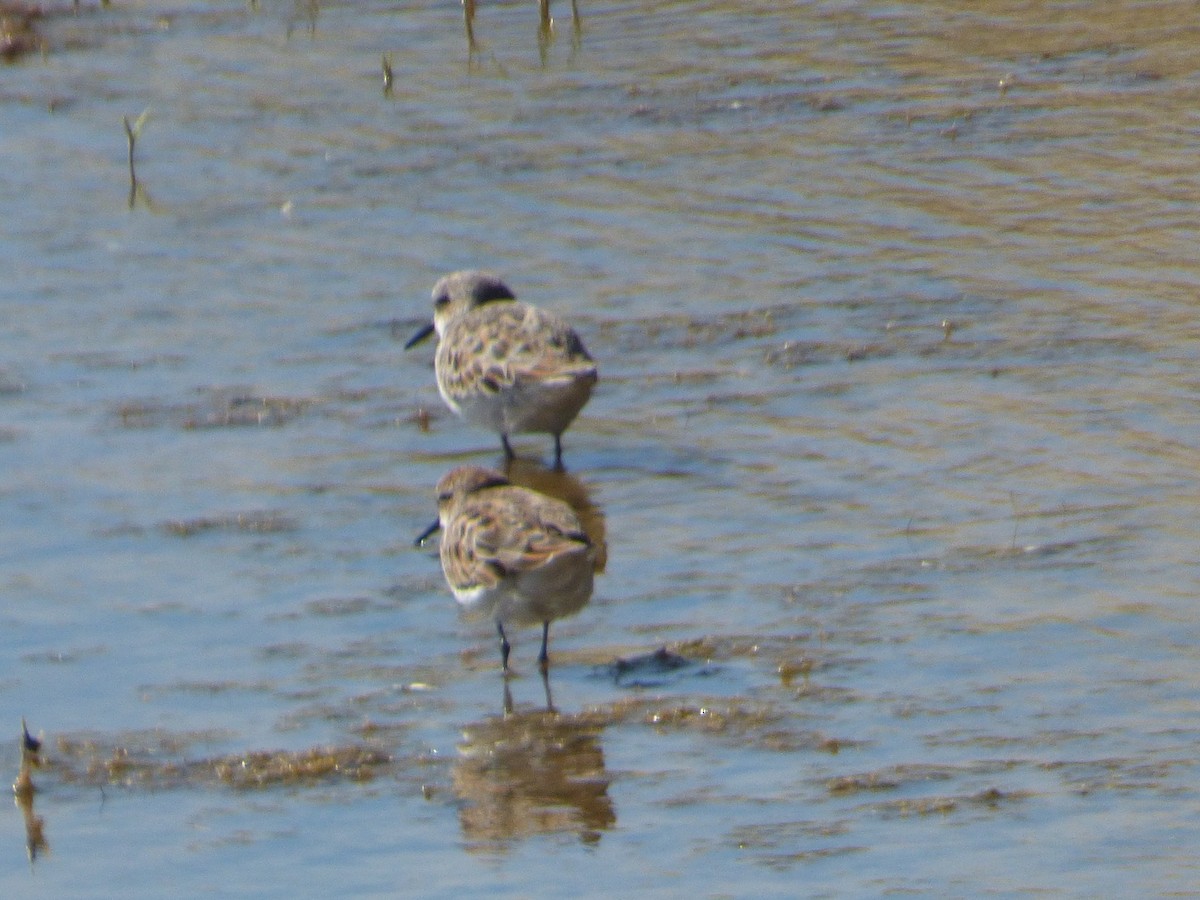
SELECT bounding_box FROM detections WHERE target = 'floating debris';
[381,52,393,95]
[599,646,695,688]
[123,107,150,208]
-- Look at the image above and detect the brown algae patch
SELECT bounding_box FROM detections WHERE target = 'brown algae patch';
[42,730,398,792]
[613,633,839,668]
[596,303,792,356]
[726,820,865,870]
[599,695,849,754]
[302,596,378,617]
[596,636,855,700]
[826,763,963,796]
[0,2,44,61]
[209,746,392,789]
[826,762,1031,819]
[115,389,314,430]
[161,510,299,537]
[1041,757,1193,795]
[871,787,1032,819]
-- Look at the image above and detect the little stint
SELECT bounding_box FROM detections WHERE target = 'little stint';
[417,465,596,673]
[406,270,597,469]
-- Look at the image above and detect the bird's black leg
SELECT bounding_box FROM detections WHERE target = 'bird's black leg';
[549,434,564,472]
[537,621,550,673]
[540,665,555,713]
[498,621,512,674]
[501,434,515,460]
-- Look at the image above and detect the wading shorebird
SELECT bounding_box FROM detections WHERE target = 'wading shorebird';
[405,270,597,470]
[416,465,596,674]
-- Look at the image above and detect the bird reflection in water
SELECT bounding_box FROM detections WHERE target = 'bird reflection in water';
[461,0,583,64]
[452,677,615,849]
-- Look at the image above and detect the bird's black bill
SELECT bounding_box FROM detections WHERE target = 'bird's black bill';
[414,519,441,547]
[404,321,436,349]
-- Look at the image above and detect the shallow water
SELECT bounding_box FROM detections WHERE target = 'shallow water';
[2,0,1200,895]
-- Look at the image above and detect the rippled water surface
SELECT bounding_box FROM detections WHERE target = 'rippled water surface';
[2,0,1199,895]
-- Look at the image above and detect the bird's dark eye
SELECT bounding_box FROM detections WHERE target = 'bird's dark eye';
[434,293,451,309]
[437,491,453,503]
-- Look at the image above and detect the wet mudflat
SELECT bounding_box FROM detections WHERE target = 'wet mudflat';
[2,0,1199,896]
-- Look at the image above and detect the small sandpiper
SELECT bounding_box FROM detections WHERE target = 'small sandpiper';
[405,270,597,469]
[417,465,596,674]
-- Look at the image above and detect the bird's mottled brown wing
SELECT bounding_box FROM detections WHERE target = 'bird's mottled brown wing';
[467,486,591,576]
[438,303,596,398]
[440,512,506,594]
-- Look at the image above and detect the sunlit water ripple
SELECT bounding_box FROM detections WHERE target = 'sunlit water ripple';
[1,0,1198,896]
